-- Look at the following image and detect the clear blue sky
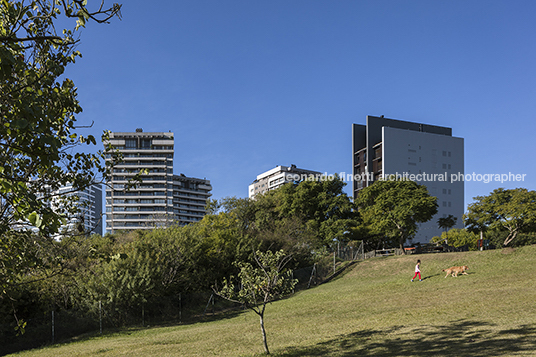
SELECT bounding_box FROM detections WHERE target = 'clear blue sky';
[68,0,536,209]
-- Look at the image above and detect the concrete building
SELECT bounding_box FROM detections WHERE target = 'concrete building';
[104,129,211,234]
[53,183,103,236]
[172,174,213,226]
[352,115,464,243]
[19,183,103,238]
[249,164,322,198]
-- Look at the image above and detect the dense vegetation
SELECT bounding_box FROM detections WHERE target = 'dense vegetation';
[2,179,536,354]
[7,244,536,357]
[0,177,359,353]
[1,0,125,303]
[2,2,536,355]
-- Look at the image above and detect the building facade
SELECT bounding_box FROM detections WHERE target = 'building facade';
[104,129,211,234]
[22,183,103,238]
[172,174,213,226]
[249,164,322,198]
[53,183,103,236]
[352,115,464,243]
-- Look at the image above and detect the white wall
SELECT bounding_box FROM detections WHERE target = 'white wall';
[382,127,464,244]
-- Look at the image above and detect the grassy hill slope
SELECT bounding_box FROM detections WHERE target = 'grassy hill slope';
[9,245,536,357]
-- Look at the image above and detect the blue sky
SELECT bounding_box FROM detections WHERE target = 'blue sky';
[68,0,536,208]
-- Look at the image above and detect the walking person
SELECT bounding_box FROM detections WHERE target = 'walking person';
[411,259,422,282]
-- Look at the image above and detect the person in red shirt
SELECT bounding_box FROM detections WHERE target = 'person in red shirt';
[411,260,421,282]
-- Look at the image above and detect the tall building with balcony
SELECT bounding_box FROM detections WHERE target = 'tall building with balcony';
[104,129,211,234]
[172,174,212,225]
[249,164,322,198]
[352,115,464,243]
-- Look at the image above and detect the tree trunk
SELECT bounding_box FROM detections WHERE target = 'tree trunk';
[503,231,517,246]
[259,311,270,354]
[399,235,406,255]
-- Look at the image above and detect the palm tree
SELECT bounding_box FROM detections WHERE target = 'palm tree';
[437,215,457,245]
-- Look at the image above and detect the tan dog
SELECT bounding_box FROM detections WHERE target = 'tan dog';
[442,265,469,278]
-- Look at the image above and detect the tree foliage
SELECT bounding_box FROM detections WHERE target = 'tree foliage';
[356,179,438,252]
[430,228,479,250]
[210,176,357,263]
[437,214,457,244]
[1,0,122,236]
[189,211,257,286]
[438,214,457,232]
[0,0,122,330]
[464,188,536,246]
[261,175,357,249]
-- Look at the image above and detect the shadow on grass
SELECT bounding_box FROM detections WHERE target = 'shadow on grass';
[0,309,249,356]
[273,320,536,357]
[421,273,441,280]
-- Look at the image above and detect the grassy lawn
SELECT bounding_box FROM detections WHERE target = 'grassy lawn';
[8,245,536,356]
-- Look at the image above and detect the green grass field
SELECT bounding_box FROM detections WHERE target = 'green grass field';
[9,245,536,356]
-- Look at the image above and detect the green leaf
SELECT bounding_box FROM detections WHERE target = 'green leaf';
[27,211,42,228]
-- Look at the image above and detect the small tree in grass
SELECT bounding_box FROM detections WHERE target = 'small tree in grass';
[215,250,297,355]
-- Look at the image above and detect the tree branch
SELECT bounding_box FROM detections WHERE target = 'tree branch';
[0,35,65,43]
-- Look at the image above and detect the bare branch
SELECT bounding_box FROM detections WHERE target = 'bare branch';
[73,120,95,129]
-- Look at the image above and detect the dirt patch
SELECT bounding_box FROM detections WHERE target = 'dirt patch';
[501,247,516,254]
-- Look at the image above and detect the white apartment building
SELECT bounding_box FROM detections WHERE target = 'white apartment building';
[352,115,464,243]
[18,183,103,238]
[52,183,103,236]
[249,164,322,198]
[104,129,211,234]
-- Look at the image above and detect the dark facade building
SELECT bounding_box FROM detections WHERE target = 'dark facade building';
[352,115,464,243]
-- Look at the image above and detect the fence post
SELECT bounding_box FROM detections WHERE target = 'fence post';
[99,300,102,334]
[333,249,336,274]
[203,294,214,316]
[179,293,182,324]
[51,309,54,344]
[307,264,317,288]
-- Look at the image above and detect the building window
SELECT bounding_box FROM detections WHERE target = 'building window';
[141,139,151,149]
[125,139,136,149]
